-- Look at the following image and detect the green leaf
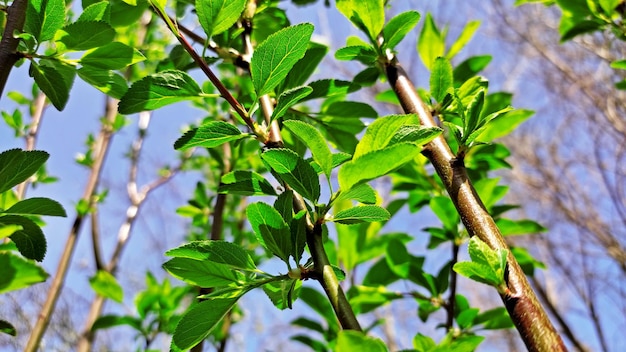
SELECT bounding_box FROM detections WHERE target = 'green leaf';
[29,61,74,111]
[387,125,441,146]
[261,149,320,202]
[91,315,143,333]
[473,307,514,330]
[163,257,244,287]
[336,330,387,352]
[463,88,485,140]
[303,79,360,101]
[246,202,292,263]
[453,261,500,286]
[80,42,146,70]
[171,297,241,350]
[413,333,437,352]
[218,170,277,196]
[611,59,626,70]
[0,149,49,193]
[283,120,333,177]
[119,70,202,114]
[89,270,123,303]
[0,320,16,336]
[0,251,48,294]
[279,42,328,92]
[354,114,418,159]
[271,86,313,121]
[496,218,546,236]
[196,0,246,37]
[77,67,128,99]
[335,45,378,65]
[475,109,533,142]
[263,279,301,310]
[430,57,453,103]
[418,13,445,70]
[339,143,421,192]
[511,246,546,275]
[251,23,314,96]
[290,210,307,264]
[274,190,294,223]
[77,1,111,23]
[447,20,480,59]
[298,286,339,332]
[325,101,378,118]
[25,0,65,42]
[453,55,492,85]
[332,205,390,224]
[3,197,66,217]
[382,11,421,50]
[429,196,459,231]
[165,240,257,271]
[174,121,246,150]
[56,21,116,51]
[454,237,508,290]
[385,239,411,278]
[3,215,46,261]
[336,0,385,42]
[335,183,377,204]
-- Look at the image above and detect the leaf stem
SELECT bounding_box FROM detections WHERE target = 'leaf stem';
[384,58,565,352]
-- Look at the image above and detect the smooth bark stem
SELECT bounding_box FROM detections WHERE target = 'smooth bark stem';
[0,0,27,98]
[385,62,565,352]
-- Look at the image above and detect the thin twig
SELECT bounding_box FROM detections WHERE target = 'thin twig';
[16,92,47,199]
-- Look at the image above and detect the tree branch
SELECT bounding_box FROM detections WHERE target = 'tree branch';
[0,0,27,98]
[385,60,565,352]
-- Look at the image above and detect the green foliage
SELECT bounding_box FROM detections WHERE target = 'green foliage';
[89,270,124,303]
[454,237,509,293]
[174,121,248,150]
[196,0,247,38]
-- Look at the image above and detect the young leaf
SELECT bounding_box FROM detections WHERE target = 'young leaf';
[3,197,66,217]
[56,21,116,51]
[463,88,486,140]
[336,330,387,352]
[163,257,244,287]
[382,11,421,51]
[3,215,46,261]
[271,86,313,121]
[251,23,314,96]
[496,218,547,236]
[0,149,49,193]
[418,13,445,70]
[171,297,241,350]
[332,205,390,225]
[339,143,421,192]
[261,149,321,202]
[165,240,257,271]
[80,42,146,70]
[246,202,292,263]
[91,315,143,333]
[77,67,128,99]
[89,270,123,303]
[430,57,453,103]
[336,0,385,42]
[218,170,277,196]
[0,252,48,294]
[24,0,65,42]
[118,70,202,114]
[174,121,246,150]
[196,0,246,38]
[283,120,333,177]
[473,109,534,142]
[447,20,481,59]
[354,114,419,159]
